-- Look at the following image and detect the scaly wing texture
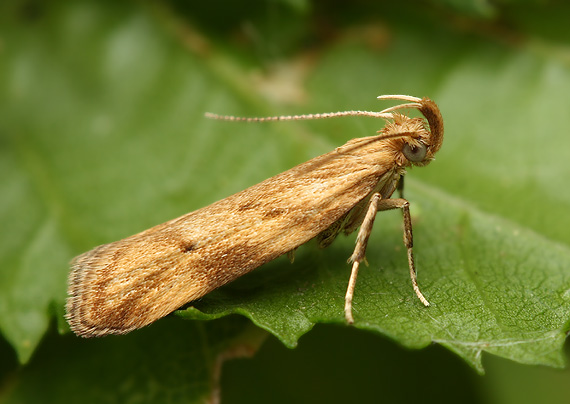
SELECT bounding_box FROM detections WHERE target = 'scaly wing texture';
[67,135,401,336]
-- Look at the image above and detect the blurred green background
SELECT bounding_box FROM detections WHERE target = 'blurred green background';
[2,0,570,403]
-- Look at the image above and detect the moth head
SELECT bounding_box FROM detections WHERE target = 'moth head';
[375,95,444,167]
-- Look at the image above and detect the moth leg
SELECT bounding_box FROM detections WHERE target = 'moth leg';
[344,194,429,324]
[382,198,430,308]
[345,193,381,324]
[397,175,404,198]
[287,249,296,263]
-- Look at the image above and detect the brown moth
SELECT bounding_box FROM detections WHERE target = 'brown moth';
[66,95,444,337]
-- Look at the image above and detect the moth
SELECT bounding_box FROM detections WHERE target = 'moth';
[66,94,444,337]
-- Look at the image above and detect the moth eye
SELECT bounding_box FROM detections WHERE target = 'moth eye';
[403,142,427,162]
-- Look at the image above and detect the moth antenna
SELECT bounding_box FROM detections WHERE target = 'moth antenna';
[374,131,419,141]
[205,95,427,122]
[377,94,422,102]
[377,103,422,114]
[204,110,394,122]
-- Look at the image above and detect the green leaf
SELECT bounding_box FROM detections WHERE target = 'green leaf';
[1,317,267,404]
[2,0,570,401]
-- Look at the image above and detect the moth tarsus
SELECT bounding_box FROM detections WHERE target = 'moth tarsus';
[66,94,443,337]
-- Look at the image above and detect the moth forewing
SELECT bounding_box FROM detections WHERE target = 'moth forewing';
[66,95,443,337]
